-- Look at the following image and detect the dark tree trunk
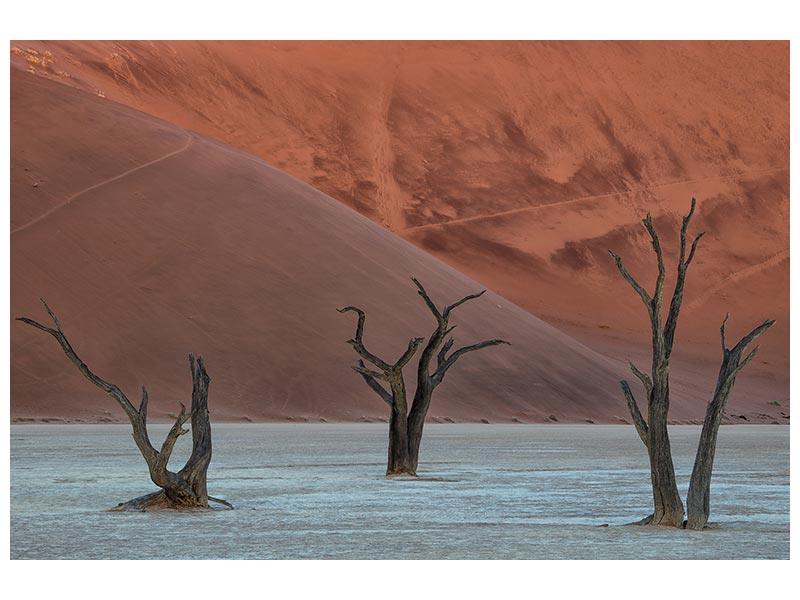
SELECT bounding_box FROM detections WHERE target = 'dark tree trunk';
[338,306,422,477]
[340,281,507,477]
[612,201,775,530]
[610,199,703,527]
[406,378,432,474]
[686,316,774,530]
[386,379,415,475]
[647,387,684,527]
[17,300,233,512]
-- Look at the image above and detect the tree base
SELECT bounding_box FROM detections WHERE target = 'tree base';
[385,467,418,478]
[109,490,234,512]
[626,513,690,528]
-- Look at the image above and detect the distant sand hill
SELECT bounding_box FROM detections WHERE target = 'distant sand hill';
[10,41,789,422]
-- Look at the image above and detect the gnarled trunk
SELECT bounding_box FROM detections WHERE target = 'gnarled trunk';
[17,300,233,512]
[339,280,508,477]
[387,380,415,476]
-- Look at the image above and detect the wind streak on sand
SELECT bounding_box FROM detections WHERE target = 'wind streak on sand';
[11,132,194,235]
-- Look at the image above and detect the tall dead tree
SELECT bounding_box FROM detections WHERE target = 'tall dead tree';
[17,299,233,511]
[339,278,509,476]
[609,199,704,527]
[686,315,774,530]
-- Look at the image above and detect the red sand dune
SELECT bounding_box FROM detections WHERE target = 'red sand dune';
[9,41,789,422]
[9,68,623,424]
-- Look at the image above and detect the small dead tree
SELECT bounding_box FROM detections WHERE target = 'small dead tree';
[686,315,774,530]
[17,299,233,511]
[337,305,424,475]
[609,199,704,527]
[407,278,510,473]
[339,278,509,476]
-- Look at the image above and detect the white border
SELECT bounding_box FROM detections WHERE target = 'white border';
[2,0,796,595]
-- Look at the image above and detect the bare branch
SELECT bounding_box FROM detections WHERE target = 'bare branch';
[411,277,443,321]
[717,317,775,383]
[353,360,393,405]
[677,197,696,266]
[685,232,705,268]
[620,380,649,448]
[338,306,392,372]
[608,250,652,308]
[443,290,487,318]
[720,312,730,353]
[16,302,137,419]
[352,361,388,381]
[156,403,190,471]
[436,338,510,383]
[734,345,760,375]
[395,337,425,369]
[139,386,149,420]
[629,361,653,397]
[436,337,456,372]
[642,214,665,306]
[663,200,704,354]
[730,319,775,359]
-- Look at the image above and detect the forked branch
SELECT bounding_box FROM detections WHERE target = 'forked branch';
[433,338,511,384]
[337,306,393,372]
[353,359,394,405]
[17,300,228,510]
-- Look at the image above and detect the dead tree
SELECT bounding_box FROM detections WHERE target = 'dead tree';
[337,305,424,475]
[407,278,510,472]
[686,315,774,530]
[339,279,508,477]
[17,299,233,511]
[609,199,704,527]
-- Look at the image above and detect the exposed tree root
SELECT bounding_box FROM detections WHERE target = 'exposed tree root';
[110,490,234,512]
[385,469,418,478]
[209,496,235,509]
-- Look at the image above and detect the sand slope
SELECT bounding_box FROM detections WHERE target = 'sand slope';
[9,68,626,423]
[10,57,787,423]
[9,41,788,389]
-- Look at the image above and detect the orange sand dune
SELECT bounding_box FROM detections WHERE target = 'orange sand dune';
[10,41,787,382]
[9,41,789,422]
[9,68,639,424]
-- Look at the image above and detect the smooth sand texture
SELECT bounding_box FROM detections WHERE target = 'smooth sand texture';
[9,41,788,423]
[9,41,788,378]
[11,69,631,423]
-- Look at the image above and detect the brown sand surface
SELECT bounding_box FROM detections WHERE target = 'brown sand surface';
[9,41,788,422]
[10,41,787,374]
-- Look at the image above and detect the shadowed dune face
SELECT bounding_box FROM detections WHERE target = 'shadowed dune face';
[10,41,789,422]
[10,41,788,383]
